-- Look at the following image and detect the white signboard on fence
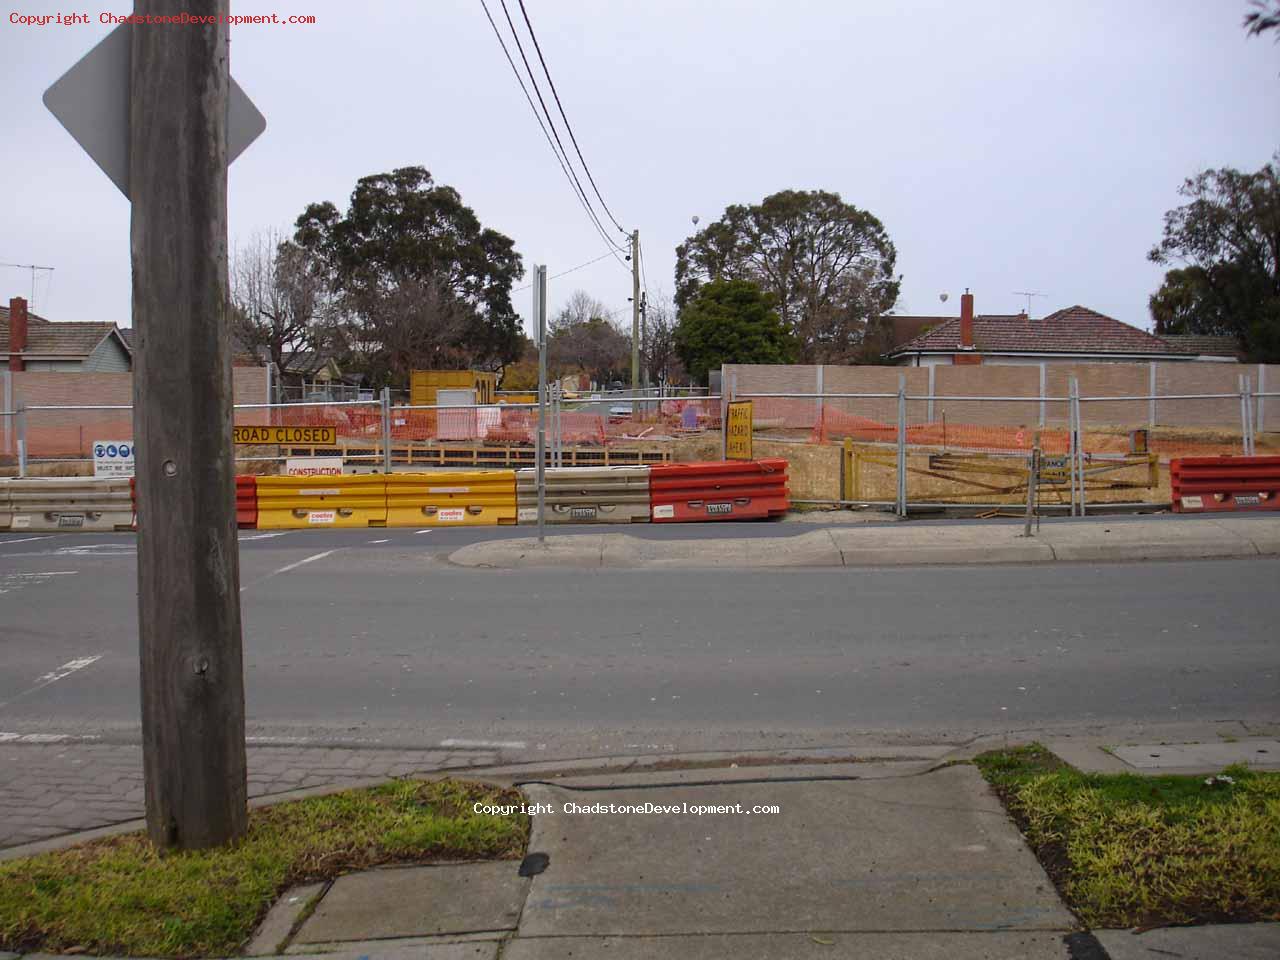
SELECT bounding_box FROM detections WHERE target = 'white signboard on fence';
[285,457,344,478]
[93,440,134,477]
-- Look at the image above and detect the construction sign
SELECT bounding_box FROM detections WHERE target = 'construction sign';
[233,425,337,445]
[725,401,753,460]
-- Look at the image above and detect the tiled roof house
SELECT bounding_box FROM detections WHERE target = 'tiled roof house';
[885,292,1240,366]
[2,298,132,372]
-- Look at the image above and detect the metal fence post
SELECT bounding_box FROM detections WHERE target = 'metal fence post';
[927,364,936,423]
[1239,375,1249,456]
[380,386,392,473]
[1073,379,1087,517]
[552,382,561,468]
[1242,375,1256,457]
[1067,378,1078,517]
[1258,364,1266,436]
[16,400,27,478]
[535,265,547,543]
[896,374,907,517]
[1023,442,1040,537]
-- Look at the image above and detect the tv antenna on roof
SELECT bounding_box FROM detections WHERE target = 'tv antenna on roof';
[1,261,55,311]
[1013,290,1046,315]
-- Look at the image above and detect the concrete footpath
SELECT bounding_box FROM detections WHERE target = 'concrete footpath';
[6,737,1279,960]
[242,742,1280,959]
[449,514,1280,569]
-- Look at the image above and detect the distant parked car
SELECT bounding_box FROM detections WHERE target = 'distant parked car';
[608,403,633,422]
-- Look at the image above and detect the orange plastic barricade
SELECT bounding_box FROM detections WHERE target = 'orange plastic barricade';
[1171,456,1280,513]
[648,459,789,523]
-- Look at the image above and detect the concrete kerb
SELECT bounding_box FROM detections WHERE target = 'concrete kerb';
[446,517,1280,569]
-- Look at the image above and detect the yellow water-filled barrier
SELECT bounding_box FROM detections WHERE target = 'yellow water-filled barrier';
[385,471,517,527]
[255,475,387,529]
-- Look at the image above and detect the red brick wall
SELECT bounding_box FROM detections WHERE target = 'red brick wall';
[8,367,269,457]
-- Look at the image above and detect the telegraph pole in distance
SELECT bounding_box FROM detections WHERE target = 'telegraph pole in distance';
[535,265,547,542]
[630,229,640,392]
[132,0,248,849]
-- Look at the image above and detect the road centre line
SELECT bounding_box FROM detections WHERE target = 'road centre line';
[0,731,102,744]
[440,738,527,750]
[273,550,339,576]
[414,529,433,534]
[0,535,60,547]
[240,548,344,592]
[0,654,103,710]
[369,539,389,544]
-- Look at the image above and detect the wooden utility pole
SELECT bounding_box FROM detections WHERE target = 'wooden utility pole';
[630,229,640,392]
[131,0,248,849]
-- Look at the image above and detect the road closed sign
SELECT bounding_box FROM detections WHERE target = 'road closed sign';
[233,425,337,445]
[725,401,753,460]
[93,440,134,477]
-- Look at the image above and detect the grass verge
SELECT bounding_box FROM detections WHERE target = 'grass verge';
[975,744,1280,929]
[0,778,528,958]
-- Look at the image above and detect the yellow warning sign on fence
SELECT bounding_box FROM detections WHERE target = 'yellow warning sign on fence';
[725,401,753,460]
[233,425,337,445]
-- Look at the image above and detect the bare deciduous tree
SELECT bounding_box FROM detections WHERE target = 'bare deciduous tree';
[642,292,683,385]
[547,291,631,385]
[230,229,330,372]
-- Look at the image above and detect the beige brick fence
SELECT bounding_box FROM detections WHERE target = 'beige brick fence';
[725,361,1275,438]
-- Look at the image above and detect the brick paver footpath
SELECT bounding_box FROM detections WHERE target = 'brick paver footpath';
[0,743,498,850]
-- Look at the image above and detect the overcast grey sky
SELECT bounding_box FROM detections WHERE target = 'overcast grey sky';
[3,0,1277,338]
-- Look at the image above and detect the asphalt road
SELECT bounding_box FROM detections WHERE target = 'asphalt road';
[1,522,1277,760]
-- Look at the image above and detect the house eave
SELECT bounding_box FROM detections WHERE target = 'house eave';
[886,348,1196,361]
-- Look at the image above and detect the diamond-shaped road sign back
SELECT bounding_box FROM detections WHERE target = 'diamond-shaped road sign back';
[43,25,266,198]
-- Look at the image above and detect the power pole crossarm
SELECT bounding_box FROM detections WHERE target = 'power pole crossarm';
[132,0,248,850]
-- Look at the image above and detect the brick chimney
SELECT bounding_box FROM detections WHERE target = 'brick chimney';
[8,297,28,372]
[959,288,974,348]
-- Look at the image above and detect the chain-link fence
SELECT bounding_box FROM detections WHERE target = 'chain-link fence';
[1,391,726,476]
[736,375,1276,515]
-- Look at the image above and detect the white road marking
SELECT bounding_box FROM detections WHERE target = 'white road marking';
[54,543,135,556]
[273,550,338,576]
[0,654,104,710]
[0,570,78,596]
[37,655,103,684]
[0,535,59,547]
[368,538,389,544]
[240,548,344,592]
[0,732,102,744]
[414,529,433,534]
[439,738,527,750]
[239,532,291,541]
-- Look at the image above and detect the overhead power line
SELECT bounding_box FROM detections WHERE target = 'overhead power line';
[515,0,628,236]
[477,0,628,266]
[484,0,627,262]
[513,249,619,293]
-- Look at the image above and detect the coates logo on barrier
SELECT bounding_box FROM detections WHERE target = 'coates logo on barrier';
[285,457,344,477]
